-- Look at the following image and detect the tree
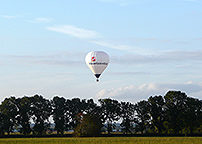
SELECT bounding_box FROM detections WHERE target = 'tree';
[0,97,17,135]
[84,99,99,115]
[99,98,121,135]
[74,113,102,137]
[148,95,165,133]
[52,96,66,135]
[120,102,135,134]
[15,97,32,135]
[134,100,150,134]
[30,95,52,135]
[0,111,5,136]
[183,97,202,134]
[68,98,86,130]
[164,91,188,134]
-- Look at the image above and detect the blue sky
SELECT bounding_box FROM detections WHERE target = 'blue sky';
[1,0,202,103]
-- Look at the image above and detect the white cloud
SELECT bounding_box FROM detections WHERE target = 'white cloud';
[1,15,16,19]
[46,25,202,56]
[47,25,99,39]
[46,25,155,54]
[95,82,202,102]
[28,17,51,23]
[91,40,143,53]
[46,25,141,53]
[1,15,22,19]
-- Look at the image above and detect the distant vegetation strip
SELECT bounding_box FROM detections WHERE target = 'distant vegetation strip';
[1,90,202,137]
[1,137,202,144]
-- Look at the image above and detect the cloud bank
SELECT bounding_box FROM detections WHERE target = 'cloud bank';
[95,82,202,102]
[111,50,202,65]
[2,49,202,68]
[1,52,85,68]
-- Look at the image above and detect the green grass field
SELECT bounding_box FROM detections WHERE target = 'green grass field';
[0,137,202,144]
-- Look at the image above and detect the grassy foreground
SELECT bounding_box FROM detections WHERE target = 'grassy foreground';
[0,137,202,144]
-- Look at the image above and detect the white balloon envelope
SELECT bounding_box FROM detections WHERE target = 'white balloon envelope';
[85,51,109,82]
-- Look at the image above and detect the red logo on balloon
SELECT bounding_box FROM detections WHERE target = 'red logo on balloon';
[92,57,96,62]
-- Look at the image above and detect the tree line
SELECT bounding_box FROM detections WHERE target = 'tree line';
[0,90,202,137]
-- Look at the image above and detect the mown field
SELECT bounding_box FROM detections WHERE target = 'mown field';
[0,137,202,144]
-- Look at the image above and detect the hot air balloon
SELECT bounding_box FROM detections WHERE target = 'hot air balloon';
[85,51,109,82]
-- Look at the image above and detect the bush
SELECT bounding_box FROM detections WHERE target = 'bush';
[74,113,102,137]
